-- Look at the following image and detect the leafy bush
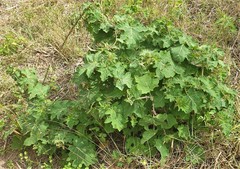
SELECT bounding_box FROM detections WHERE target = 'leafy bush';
[5,2,235,168]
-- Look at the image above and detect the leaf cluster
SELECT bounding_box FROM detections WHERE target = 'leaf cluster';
[0,34,25,56]
[5,2,236,168]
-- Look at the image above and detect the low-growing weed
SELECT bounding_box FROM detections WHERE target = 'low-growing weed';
[0,33,25,56]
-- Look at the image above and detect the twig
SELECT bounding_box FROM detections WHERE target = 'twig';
[43,65,50,84]
[231,30,239,48]
[60,9,86,49]
[136,96,152,100]
[15,162,23,169]
[233,71,239,85]
[5,5,19,11]
[214,152,222,169]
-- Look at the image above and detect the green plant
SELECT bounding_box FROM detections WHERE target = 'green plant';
[185,144,205,165]
[216,13,237,33]
[76,1,235,162]
[5,2,236,168]
[215,12,238,43]
[6,67,98,168]
[40,156,53,169]
[19,151,34,168]
[6,160,15,169]
[0,33,25,56]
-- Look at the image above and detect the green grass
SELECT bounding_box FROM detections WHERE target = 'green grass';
[0,0,239,168]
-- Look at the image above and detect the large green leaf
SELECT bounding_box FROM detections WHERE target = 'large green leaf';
[153,90,167,108]
[177,125,190,139]
[111,63,133,90]
[155,139,169,164]
[135,74,159,94]
[116,21,147,49]
[154,51,176,79]
[116,72,132,90]
[175,89,203,113]
[104,108,124,131]
[98,66,112,81]
[68,137,97,168]
[24,135,38,146]
[171,45,190,63]
[49,101,69,120]
[141,129,157,144]
[28,83,49,100]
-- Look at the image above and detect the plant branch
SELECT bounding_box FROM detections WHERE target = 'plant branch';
[60,10,85,49]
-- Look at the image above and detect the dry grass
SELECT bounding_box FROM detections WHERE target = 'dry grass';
[0,0,239,168]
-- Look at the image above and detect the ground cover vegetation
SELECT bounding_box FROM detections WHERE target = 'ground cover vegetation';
[0,0,239,168]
